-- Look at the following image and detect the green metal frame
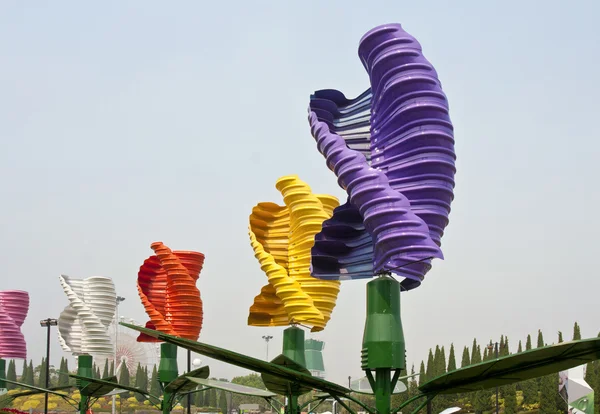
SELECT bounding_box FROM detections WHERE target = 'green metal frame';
[118,275,600,414]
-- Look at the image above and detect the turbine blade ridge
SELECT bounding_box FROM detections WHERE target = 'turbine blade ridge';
[0,290,30,359]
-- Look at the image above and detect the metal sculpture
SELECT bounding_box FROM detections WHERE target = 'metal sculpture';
[137,241,205,342]
[0,291,29,360]
[135,241,206,414]
[55,276,118,414]
[308,23,455,288]
[303,23,457,414]
[246,175,344,412]
[248,175,341,332]
[57,275,117,356]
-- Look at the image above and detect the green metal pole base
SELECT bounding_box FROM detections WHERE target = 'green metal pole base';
[287,395,299,414]
[362,275,406,414]
[158,343,179,414]
[159,342,179,384]
[282,326,306,367]
[77,355,93,414]
[282,326,305,414]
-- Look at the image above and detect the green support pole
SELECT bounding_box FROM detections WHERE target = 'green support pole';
[282,326,306,367]
[0,359,6,391]
[287,395,298,414]
[282,326,305,414]
[77,355,93,414]
[159,343,179,414]
[362,275,405,414]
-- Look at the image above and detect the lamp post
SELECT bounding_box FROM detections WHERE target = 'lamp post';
[113,296,125,414]
[187,350,192,414]
[40,318,58,414]
[262,335,273,361]
[487,341,499,414]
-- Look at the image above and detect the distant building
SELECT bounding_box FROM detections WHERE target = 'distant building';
[305,339,326,378]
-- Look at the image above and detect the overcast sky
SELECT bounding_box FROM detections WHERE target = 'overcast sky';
[1,0,599,386]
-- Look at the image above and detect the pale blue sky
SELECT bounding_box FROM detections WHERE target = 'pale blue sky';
[1,1,599,385]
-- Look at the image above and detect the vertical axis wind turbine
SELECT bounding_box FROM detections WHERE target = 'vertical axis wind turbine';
[0,290,30,394]
[306,23,456,414]
[57,275,117,414]
[247,175,343,413]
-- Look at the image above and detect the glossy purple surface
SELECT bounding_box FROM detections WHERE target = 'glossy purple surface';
[308,23,456,289]
[0,290,30,359]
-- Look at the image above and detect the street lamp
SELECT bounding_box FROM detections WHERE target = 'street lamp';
[40,318,58,414]
[113,296,125,414]
[187,349,192,414]
[487,341,499,414]
[262,335,273,361]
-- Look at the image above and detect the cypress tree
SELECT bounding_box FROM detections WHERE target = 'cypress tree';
[433,346,441,377]
[439,346,446,376]
[503,337,510,356]
[503,384,518,414]
[219,390,228,414]
[521,334,539,404]
[208,388,217,407]
[64,359,71,385]
[500,339,517,413]
[558,331,564,343]
[499,335,505,356]
[6,360,16,390]
[102,359,109,379]
[461,346,470,367]
[143,366,149,391]
[483,346,488,361]
[471,339,478,364]
[96,366,101,379]
[472,344,482,364]
[473,389,492,414]
[26,360,34,386]
[573,322,582,340]
[134,363,146,402]
[38,357,47,387]
[110,361,115,377]
[425,349,434,381]
[20,360,27,383]
[539,372,559,413]
[517,340,522,353]
[195,388,205,407]
[447,344,457,372]
[119,365,130,387]
[58,358,68,386]
[58,357,64,379]
[149,365,160,405]
[537,329,545,348]
[418,361,426,386]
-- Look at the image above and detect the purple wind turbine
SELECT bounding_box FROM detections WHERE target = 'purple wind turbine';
[308,23,456,290]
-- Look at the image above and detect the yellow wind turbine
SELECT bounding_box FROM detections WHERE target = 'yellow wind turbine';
[248,175,341,332]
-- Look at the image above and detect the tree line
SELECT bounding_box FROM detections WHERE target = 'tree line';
[385,321,599,414]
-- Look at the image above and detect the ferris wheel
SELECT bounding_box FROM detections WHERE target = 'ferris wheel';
[98,317,159,377]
